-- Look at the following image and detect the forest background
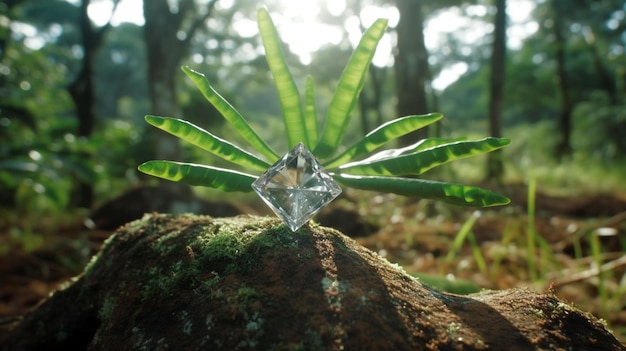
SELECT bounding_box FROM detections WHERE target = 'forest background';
[2,0,626,343]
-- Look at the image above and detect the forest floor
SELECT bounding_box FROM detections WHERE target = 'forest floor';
[1,183,626,345]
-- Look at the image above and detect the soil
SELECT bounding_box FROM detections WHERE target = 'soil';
[2,214,624,350]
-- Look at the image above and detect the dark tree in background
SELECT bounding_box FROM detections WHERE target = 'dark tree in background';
[486,0,507,180]
[551,0,573,159]
[68,0,119,208]
[395,0,431,145]
[142,0,217,162]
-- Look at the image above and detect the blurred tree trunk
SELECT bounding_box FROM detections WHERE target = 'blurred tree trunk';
[67,0,119,208]
[395,0,430,146]
[552,0,573,158]
[486,0,506,180]
[143,0,217,162]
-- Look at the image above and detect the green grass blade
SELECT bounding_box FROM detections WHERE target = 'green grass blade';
[257,8,307,149]
[138,160,255,192]
[527,176,537,281]
[315,18,388,158]
[145,115,270,172]
[181,65,279,162]
[333,174,511,207]
[338,137,511,176]
[445,213,479,266]
[304,75,319,149]
[467,231,488,275]
[323,113,443,168]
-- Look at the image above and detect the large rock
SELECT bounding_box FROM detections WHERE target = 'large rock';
[3,214,624,350]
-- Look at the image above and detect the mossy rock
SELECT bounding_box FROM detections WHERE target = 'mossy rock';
[3,214,624,350]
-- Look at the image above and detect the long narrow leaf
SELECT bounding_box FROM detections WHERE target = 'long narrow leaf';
[323,113,443,168]
[339,136,464,165]
[145,115,270,172]
[303,75,319,149]
[257,8,307,149]
[315,19,388,158]
[138,160,255,192]
[181,66,279,162]
[338,137,511,176]
[333,173,510,207]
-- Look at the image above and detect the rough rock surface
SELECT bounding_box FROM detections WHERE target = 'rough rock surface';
[3,214,624,350]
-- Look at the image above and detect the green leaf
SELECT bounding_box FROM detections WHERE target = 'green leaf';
[145,115,270,172]
[257,8,307,149]
[138,160,255,192]
[340,136,464,165]
[315,18,388,158]
[181,65,279,162]
[303,75,319,149]
[333,174,510,207]
[338,137,511,176]
[403,137,466,153]
[323,113,443,168]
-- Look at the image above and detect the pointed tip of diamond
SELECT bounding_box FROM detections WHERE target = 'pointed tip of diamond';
[252,143,342,232]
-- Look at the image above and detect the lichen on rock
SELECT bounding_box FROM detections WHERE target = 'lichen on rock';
[3,213,624,350]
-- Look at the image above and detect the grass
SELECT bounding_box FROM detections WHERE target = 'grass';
[526,176,537,281]
[349,141,626,341]
[444,212,487,276]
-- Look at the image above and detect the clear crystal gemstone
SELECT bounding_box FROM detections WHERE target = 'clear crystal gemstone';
[252,142,342,231]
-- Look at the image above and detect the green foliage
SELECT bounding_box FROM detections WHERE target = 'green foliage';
[338,137,510,177]
[144,115,270,172]
[257,9,308,149]
[138,161,256,192]
[333,174,509,207]
[440,213,492,281]
[0,4,99,212]
[0,107,91,212]
[90,119,149,197]
[181,66,279,162]
[572,92,626,161]
[302,76,319,148]
[139,8,510,208]
[323,114,445,168]
[314,18,388,158]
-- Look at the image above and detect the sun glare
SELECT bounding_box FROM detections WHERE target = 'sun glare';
[265,1,344,65]
[86,0,144,27]
[264,1,400,66]
[82,0,535,89]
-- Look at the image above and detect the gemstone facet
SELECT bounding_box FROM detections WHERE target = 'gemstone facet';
[252,142,342,231]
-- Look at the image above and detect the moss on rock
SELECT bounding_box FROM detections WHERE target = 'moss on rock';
[3,214,624,350]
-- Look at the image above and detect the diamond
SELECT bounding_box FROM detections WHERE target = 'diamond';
[252,142,342,231]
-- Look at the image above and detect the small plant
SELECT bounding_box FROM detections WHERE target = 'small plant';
[138,8,510,210]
